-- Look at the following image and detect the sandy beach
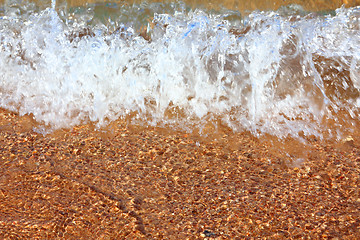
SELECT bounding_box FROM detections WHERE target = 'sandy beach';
[0,108,359,239]
[1,0,360,238]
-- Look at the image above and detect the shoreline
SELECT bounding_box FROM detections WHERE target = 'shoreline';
[0,108,359,238]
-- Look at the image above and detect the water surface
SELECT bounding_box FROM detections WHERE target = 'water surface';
[1,0,360,142]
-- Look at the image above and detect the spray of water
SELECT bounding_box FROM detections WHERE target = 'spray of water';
[0,1,359,140]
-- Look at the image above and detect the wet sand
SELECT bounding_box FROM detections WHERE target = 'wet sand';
[0,108,359,239]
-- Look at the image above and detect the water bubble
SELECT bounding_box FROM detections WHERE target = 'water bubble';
[0,2,359,140]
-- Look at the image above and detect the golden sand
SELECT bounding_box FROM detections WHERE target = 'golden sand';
[0,108,359,238]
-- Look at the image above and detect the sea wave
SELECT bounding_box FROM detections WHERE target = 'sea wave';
[0,1,360,139]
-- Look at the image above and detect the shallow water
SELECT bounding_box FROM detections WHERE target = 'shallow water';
[0,0,360,142]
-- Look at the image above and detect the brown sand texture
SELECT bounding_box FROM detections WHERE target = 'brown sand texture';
[0,108,359,239]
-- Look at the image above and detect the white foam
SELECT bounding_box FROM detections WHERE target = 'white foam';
[1,3,360,139]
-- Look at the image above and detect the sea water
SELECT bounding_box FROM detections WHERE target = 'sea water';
[0,0,359,141]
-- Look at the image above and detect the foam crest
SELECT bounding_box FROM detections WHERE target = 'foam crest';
[0,2,360,139]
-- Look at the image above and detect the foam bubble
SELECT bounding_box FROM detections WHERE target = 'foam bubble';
[1,2,360,139]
